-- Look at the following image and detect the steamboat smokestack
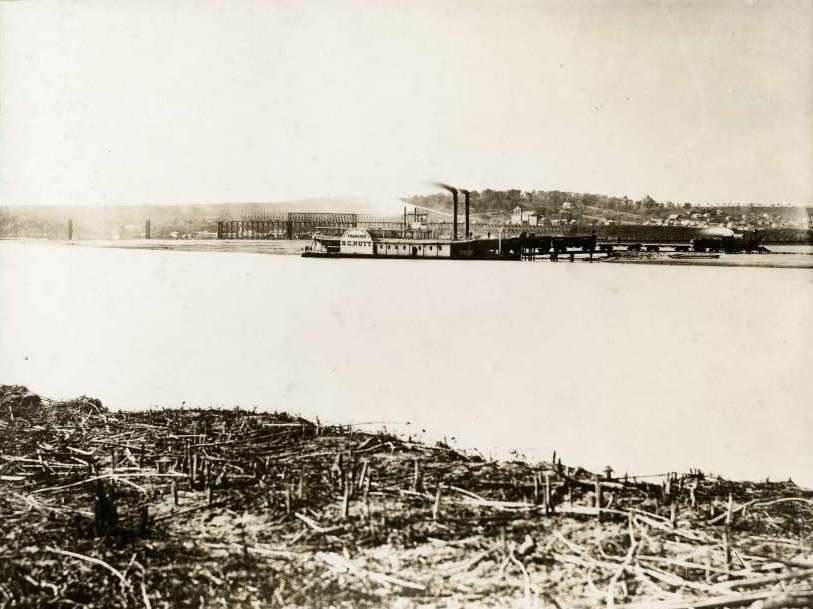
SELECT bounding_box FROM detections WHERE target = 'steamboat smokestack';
[434,182,459,241]
[461,189,470,239]
[452,189,458,240]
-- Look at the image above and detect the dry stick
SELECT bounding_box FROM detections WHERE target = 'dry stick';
[346,461,356,499]
[508,549,535,604]
[545,471,553,515]
[46,546,127,588]
[154,499,228,523]
[707,499,756,525]
[595,477,603,522]
[744,550,813,569]
[317,551,425,591]
[191,453,198,488]
[754,497,813,508]
[331,451,343,486]
[31,464,181,495]
[723,493,734,570]
[607,526,639,607]
[294,512,342,534]
[720,566,813,590]
[341,474,350,520]
[617,589,813,609]
[533,472,540,504]
[140,581,152,609]
[357,459,368,490]
[363,468,372,522]
[109,475,149,496]
[139,505,150,535]
[432,483,443,521]
[635,554,735,576]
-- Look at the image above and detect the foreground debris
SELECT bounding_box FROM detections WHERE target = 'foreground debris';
[1,385,811,609]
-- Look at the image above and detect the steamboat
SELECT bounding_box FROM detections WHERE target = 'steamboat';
[302,184,597,261]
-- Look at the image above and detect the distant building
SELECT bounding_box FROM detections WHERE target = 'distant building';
[510,206,538,226]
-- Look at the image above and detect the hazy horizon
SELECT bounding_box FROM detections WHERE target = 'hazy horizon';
[1,1,812,209]
[1,192,811,213]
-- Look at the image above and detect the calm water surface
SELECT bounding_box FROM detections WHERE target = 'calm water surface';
[2,241,812,484]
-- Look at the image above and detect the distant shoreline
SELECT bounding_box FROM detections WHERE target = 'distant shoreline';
[0,237,307,256]
[3,237,813,268]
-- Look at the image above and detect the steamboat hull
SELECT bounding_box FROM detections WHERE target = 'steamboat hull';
[302,251,521,261]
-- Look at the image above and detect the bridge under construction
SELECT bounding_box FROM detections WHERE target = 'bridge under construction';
[215,211,757,250]
[216,211,597,241]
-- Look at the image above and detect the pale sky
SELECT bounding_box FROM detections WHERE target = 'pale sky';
[1,0,811,210]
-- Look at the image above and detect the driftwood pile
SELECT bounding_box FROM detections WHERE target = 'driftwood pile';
[1,384,811,609]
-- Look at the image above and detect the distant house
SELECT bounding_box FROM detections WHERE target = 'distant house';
[510,206,538,226]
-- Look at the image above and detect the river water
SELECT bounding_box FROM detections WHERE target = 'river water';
[2,240,812,485]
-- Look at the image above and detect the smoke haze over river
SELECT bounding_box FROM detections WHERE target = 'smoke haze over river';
[2,241,812,485]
